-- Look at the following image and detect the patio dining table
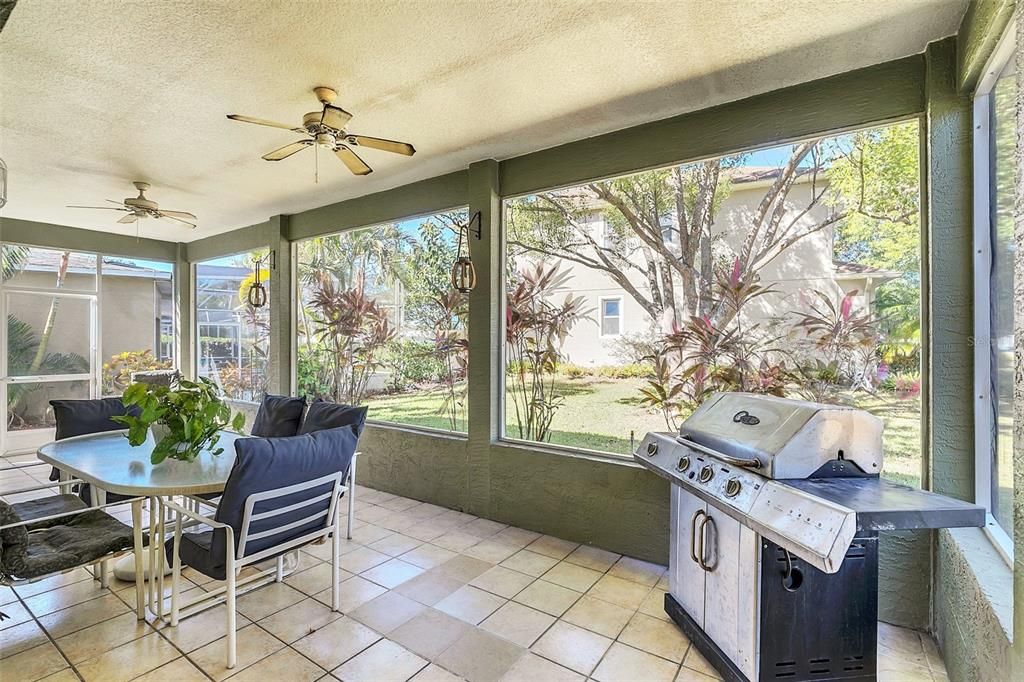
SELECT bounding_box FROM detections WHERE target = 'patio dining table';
[36,429,246,620]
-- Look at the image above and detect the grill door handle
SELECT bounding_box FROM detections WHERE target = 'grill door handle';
[698,514,716,572]
[689,509,706,565]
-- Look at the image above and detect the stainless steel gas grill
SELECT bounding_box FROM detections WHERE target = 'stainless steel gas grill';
[634,392,983,682]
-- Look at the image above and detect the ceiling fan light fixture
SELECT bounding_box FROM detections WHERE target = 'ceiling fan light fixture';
[315,132,335,147]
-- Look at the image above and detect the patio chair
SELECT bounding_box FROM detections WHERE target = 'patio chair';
[48,397,140,506]
[163,425,357,668]
[298,401,368,539]
[250,394,306,437]
[0,494,137,591]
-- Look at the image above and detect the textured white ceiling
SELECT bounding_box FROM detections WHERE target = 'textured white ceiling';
[0,0,966,243]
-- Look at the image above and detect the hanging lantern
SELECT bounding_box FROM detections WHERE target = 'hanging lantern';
[450,254,477,294]
[0,157,7,209]
[450,211,482,294]
[246,251,274,308]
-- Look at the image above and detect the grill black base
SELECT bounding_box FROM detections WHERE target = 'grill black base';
[665,533,879,682]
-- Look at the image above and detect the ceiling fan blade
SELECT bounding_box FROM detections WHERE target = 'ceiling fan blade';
[67,204,128,211]
[321,104,353,130]
[159,210,198,221]
[335,145,373,175]
[117,213,138,224]
[227,114,304,133]
[262,140,312,161]
[345,135,416,156]
[160,213,197,229]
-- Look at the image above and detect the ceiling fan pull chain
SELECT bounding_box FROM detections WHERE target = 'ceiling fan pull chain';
[315,143,319,184]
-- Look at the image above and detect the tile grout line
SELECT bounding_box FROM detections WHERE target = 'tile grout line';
[10,587,86,682]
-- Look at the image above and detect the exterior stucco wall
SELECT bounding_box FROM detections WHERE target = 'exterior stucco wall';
[934,529,1013,681]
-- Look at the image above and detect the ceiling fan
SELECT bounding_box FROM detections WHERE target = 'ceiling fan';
[67,182,197,228]
[227,87,415,176]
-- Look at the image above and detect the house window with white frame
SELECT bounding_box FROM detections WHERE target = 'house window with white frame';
[972,18,1016,557]
[600,297,622,336]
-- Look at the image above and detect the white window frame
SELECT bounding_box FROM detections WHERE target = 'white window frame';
[971,15,1016,565]
[599,296,623,338]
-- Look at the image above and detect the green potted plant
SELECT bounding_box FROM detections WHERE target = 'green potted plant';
[115,377,246,465]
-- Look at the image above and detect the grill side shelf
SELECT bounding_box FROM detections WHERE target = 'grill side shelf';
[779,478,986,531]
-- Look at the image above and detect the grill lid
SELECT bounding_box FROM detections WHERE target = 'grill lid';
[679,392,883,479]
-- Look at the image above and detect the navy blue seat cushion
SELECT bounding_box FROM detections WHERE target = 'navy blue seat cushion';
[250,394,306,438]
[299,401,368,437]
[167,427,358,580]
[49,398,140,491]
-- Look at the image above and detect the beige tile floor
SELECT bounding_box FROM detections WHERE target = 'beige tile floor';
[1,455,950,682]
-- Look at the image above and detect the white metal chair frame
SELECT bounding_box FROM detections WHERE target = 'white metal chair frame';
[0,470,143,592]
[162,470,348,668]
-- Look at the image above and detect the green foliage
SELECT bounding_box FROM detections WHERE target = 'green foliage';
[102,350,173,395]
[115,377,245,465]
[828,122,921,271]
[382,339,447,390]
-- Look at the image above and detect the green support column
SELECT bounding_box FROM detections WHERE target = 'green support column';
[175,242,193,379]
[926,37,975,502]
[266,215,293,396]
[466,160,500,515]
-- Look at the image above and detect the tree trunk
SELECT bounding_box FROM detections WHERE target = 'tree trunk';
[29,251,71,373]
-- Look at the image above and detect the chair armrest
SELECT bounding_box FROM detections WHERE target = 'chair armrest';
[160,498,230,530]
[0,497,144,531]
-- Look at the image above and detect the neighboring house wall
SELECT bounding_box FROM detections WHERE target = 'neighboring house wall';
[543,179,845,365]
[7,270,165,361]
[6,269,168,423]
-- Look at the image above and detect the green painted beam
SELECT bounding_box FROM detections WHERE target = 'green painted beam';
[956,0,1017,93]
[0,217,179,261]
[185,220,272,263]
[500,55,926,197]
[287,170,469,242]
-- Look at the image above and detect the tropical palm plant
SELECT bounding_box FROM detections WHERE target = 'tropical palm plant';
[306,272,396,404]
[505,261,591,442]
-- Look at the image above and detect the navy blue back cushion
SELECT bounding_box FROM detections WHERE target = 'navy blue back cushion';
[250,394,306,438]
[212,427,358,562]
[299,401,368,437]
[50,398,139,440]
[49,398,140,482]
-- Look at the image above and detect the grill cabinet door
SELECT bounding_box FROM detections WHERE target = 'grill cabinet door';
[702,509,759,680]
[670,485,707,626]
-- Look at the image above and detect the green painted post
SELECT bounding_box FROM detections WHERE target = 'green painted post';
[266,215,292,396]
[466,160,500,516]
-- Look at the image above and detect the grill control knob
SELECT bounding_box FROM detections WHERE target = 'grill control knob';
[725,478,742,498]
[646,442,658,457]
[675,456,690,472]
[698,465,715,483]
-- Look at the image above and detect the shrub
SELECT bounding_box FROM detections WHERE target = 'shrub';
[559,363,590,378]
[382,339,446,391]
[102,350,173,395]
[596,363,652,379]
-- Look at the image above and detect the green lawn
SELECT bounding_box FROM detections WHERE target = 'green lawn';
[366,377,923,486]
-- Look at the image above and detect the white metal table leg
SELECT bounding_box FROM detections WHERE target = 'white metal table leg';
[90,486,109,588]
[130,498,146,620]
[58,469,72,496]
